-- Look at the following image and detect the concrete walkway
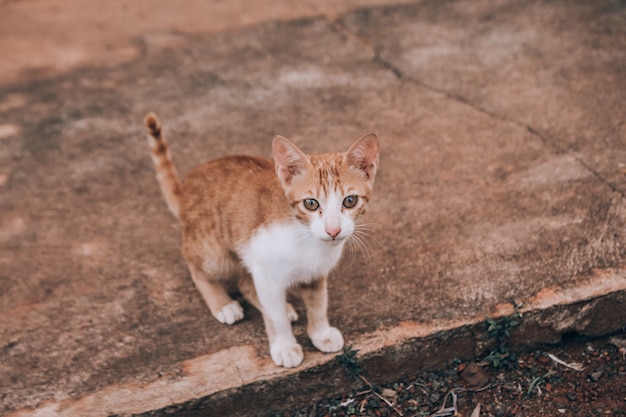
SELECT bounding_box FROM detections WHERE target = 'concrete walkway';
[1,0,625,415]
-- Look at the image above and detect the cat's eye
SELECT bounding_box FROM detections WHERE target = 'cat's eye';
[342,195,358,208]
[303,198,320,211]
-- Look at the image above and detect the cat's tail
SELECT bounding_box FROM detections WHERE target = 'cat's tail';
[144,113,182,219]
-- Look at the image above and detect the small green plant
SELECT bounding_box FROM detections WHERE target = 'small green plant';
[482,304,523,369]
[336,346,365,378]
[483,343,515,368]
[486,311,521,341]
[525,371,556,398]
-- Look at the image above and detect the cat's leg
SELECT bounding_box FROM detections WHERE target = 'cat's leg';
[250,271,303,368]
[238,274,298,322]
[186,262,244,325]
[182,240,244,325]
[300,276,344,353]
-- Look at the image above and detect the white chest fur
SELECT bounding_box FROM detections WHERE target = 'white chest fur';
[240,221,346,289]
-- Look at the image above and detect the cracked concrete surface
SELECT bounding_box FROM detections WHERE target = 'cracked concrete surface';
[1,0,625,415]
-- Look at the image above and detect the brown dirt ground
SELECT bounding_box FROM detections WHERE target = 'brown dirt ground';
[286,330,626,417]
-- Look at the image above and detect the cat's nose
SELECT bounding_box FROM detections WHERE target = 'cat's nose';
[325,227,341,239]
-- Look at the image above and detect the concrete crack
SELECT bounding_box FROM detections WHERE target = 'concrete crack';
[372,52,404,80]
[414,72,626,200]
[326,11,623,200]
[333,28,626,201]
[524,125,625,200]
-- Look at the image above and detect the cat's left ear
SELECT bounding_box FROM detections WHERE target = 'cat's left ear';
[345,133,380,181]
[273,135,312,185]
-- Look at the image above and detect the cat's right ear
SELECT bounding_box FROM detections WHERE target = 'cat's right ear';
[346,133,380,181]
[273,136,311,185]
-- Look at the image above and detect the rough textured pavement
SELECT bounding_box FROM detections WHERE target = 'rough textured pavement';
[1,0,625,415]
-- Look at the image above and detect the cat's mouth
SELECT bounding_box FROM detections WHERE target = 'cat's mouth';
[323,236,345,245]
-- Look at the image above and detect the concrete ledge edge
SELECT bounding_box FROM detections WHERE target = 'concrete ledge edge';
[7,269,625,417]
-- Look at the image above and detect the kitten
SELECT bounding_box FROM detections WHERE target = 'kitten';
[144,113,380,368]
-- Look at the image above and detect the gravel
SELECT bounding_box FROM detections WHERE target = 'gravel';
[284,330,626,417]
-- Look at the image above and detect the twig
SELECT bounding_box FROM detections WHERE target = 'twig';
[430,389,461,417]
[409,382,430,395]
[360,396,368,413]
[470,383,491,393]
[358,375,404,416]
[338,398,355,408]
[373,390,404,416]
[547,353,584,371]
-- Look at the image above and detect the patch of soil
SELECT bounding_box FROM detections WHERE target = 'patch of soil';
[285,331,626,417]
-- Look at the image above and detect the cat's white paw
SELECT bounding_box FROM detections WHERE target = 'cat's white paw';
[286,303,299,323]
[270,342,304,368]
[310,326,344,353]
[214,301,244,325]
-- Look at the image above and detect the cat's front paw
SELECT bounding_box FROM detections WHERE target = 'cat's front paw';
[214,301,244,325]
[270,342,304,368]
[310,326,344,353]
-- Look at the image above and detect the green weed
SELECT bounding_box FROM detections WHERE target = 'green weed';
[483,304,523,369]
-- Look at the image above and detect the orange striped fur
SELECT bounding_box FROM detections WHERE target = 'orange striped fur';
[144,113,379,368]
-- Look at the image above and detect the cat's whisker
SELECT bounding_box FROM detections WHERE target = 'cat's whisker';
[348,234,369,260]
[353,223,384,251]
[347,230,373,269]
[353,228,381,243]
[355,222,383,229]
[353,222,383,235]
[345,237,358,266]
[346,236,359,265]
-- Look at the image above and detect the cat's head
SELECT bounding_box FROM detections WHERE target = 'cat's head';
[273,134,379,244]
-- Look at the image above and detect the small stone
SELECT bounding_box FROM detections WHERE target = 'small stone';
[502,382,519,392]
[494,404,507,417]
[609,336,626,350]
[590,370,603,382]
[381,388,397,400]
[536,355,551,365]
[429,392,440,403]
[460,362,490,387]
[566,392,577,402]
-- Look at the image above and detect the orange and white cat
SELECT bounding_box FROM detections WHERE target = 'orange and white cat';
[144,113,379,368]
